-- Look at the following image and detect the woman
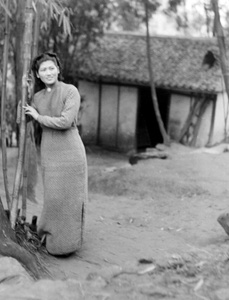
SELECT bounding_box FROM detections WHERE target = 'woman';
[24,52,88,256]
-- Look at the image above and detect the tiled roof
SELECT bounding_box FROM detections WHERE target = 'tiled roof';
[77,32,224,93]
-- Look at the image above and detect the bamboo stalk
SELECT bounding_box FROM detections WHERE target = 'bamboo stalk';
[21,1,41,219]
[32,1,41,58]
[21,129,29,218]
[10,0,34,229]
[1,0,11,211]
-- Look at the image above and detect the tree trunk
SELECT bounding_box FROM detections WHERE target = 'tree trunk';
[211,0,229,139]
[21,1,41,217]
[15,0,26,145]
[144,0,170,146]
[0,198,41,278]
[10,0,34,229]
[32,1,41,58]
[1,0,11,210]
[0,199,16,242]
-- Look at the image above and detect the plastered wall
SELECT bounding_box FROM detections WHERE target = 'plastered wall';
[78,80,138,151]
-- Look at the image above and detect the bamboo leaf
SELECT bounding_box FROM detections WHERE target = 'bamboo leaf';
[52,1,61,14]
[63,13,71,36]
[40,20,47,30]
[66,17,71,36]
[0,0,12,18]
[32,0,37,12]
[49,1,53,17]
[40,0,71,36]
[58,10,64,26]
[38,0,48,8]
[62,15,66,35]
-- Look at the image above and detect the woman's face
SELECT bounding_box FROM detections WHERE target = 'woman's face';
[37,60,59,86]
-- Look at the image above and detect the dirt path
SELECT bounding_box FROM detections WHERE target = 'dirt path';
[2,144,229,299]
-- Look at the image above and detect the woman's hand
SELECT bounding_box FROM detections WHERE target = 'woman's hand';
[23,104,39,121]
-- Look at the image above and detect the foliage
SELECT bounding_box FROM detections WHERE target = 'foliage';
[37,0,161,83]
[163,0,188,31]
[38,0,113,83]
[35,0,72,36]
[110,0,160,31]
[167,0,183,12]
[163,0,229,36]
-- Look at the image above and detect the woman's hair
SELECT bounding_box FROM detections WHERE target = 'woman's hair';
[31,52,63,92]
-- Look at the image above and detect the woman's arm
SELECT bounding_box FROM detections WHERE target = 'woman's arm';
[25,86,80,130]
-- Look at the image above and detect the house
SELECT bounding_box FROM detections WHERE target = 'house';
[76,32,226,152]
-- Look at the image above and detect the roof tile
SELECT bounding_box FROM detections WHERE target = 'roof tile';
[78,32,223,93]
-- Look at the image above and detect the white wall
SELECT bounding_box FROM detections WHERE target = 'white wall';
[168,93,216,147]
[168,94,190,141]
[100,85,138,151]
[118,86,138,150]
[211,92,229,144]
[79,80,225,150]
[100,85,119,147]
[195,99,212,147]
[78,80,138,151]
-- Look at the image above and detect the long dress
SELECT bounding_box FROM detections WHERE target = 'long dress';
[33,81,87,255]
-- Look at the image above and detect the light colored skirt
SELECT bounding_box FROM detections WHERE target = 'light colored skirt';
[37,127,87,255]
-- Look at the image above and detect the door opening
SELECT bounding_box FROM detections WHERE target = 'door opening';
[136,87,170,151]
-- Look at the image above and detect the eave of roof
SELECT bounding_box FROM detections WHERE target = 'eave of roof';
[77,32,224,93]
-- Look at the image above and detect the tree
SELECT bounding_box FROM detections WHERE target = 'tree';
[143,0,170,146]
[39,0,113,84]
[0,0,71,227]
[0,0,42,277]
[1,0,11,210]
[109,0,145,31]
[109,0,170,146]
[211,0,229,138]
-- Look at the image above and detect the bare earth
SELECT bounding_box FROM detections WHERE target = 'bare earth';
[3,143,229,299]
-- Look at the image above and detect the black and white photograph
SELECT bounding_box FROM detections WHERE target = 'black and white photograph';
[0,0,229,299]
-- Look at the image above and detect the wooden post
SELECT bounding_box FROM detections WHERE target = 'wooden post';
[207,97,216,146]
[178,98,201,143]
[190,99,209,147]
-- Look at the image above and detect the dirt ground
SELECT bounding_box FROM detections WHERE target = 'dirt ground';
[3,143,229,299]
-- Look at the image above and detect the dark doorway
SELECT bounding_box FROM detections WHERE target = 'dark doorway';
[136,87,170,150]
